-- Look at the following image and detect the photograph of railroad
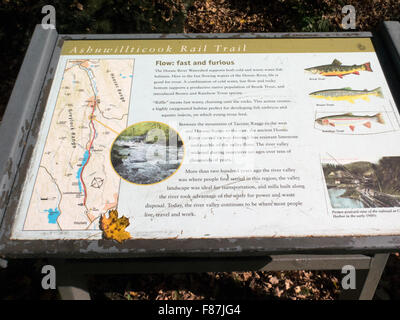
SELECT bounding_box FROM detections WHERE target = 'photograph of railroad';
[111,121,184,185]
[322,156,400,208]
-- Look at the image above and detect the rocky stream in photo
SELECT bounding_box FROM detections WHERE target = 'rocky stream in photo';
[112,136,184,185]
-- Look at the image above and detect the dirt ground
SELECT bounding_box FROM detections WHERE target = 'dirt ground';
[91,252,400,300]
[0,253,399,300]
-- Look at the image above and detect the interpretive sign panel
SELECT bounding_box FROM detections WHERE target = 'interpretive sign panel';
[9,37,400,243]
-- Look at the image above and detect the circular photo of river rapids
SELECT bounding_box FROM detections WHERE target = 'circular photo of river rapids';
[111,121,184,185]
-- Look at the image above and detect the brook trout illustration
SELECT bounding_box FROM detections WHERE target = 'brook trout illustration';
[309,87,383,103]
[305,59,372,78]
[315,112,385,132]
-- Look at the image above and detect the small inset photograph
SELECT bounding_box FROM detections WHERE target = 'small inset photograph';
[111,121,184,185]
[322,155,400,208]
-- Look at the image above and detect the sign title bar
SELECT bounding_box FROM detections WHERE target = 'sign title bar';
[61,38,375,55]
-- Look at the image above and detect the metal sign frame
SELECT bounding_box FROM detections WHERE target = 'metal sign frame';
[1,23,400,259]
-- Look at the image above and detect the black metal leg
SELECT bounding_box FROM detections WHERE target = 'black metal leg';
[339,253,389,300]
[57,272,91,300]
[54,260,91,300]
[359,253,389,300]
[339,268,368,300]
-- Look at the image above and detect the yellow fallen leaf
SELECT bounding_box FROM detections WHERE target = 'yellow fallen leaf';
[100,209,131,243]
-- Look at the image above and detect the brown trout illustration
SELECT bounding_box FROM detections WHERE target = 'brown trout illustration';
[305,59,372,78]
[309,87,383,103]
[315,112,385,131]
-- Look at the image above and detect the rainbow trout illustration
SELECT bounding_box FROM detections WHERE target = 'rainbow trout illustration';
[305,59,372,78]
[309,87,383,103]
[315,112,385,132]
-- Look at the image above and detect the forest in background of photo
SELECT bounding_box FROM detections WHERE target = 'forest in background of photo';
[119,122,171,141]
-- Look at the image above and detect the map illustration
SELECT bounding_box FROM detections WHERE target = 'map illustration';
[22,59,134,231]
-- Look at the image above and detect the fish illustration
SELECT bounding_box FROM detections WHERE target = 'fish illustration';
[309,87,383,103]
[315,112,385,132]
[305,59,372,78]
